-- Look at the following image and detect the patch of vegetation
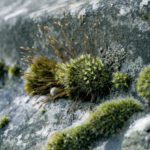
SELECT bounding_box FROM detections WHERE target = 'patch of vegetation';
[136,66,150,102]
[46,98,142,150]
[0,62,7,78]
[22,13,128,100]
[112,72,131,91]
[24,56,61,96]
[8,65,21,77]
[0,115,10,129]
[56,54,110,100]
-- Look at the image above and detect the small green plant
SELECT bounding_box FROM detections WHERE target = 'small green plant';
[136,66,150,102]
[56,54,110,100]
[112,72,131,91]
[8,65,21,77]
[46,98,142,150]
[0,115,10,129]
[24,56,60,96]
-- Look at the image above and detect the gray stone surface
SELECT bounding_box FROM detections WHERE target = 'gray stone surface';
[0,80,92,150]
[0,0,149,65]
[0,0,150,149]
[122,115,150,150]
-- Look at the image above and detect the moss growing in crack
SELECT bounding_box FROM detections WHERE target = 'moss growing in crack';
[0,115,10,129]
[24,56,60,96]
[112,72,131,91]
[56,54,110,100]
[136,66,150,102]
[46,98,142,150]
[8,65,21,77]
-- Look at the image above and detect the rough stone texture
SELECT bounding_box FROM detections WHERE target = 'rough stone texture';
[122,115,150,150]
[0,0,150,66]
[0,0,150,150]
[0,80,92,150]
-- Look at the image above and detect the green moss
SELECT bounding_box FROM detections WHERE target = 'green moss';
[112,72,131,91]
[136,66,150,102]
[0,62,7,78]
[56,54,110,100]
[8,65,21,77]
[46,98,142,150]
[24,56,60,96]
[0,115,10,129]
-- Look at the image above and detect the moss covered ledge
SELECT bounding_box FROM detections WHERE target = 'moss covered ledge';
[46,98,142,150]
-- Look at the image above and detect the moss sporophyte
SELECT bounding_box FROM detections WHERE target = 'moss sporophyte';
[24,54,112,101]
[24,56,61,96]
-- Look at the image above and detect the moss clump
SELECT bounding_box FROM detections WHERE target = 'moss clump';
[46,98,142,150]
[57,54,110,100]
[40,108,46,114]
[24,56,60,96]
[0,115,10,129]
[8,65,21,77]
[0,62,7,78]
[112,72,131,91]
[136,66,150,102]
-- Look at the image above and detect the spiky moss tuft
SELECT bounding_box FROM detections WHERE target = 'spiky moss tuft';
[46,98,142,150]
[56,54,110,100]
[136,66,150,102]
[24,56,60,96]
[0,62,7,78]
[8,65,21,77]
[112,72,131,91]
[0,115,10,129]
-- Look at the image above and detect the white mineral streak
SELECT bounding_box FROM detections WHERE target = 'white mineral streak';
[125,115,150,137]
[140,0,150,9]
[4,9,28,21]
[119,6,130,16]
